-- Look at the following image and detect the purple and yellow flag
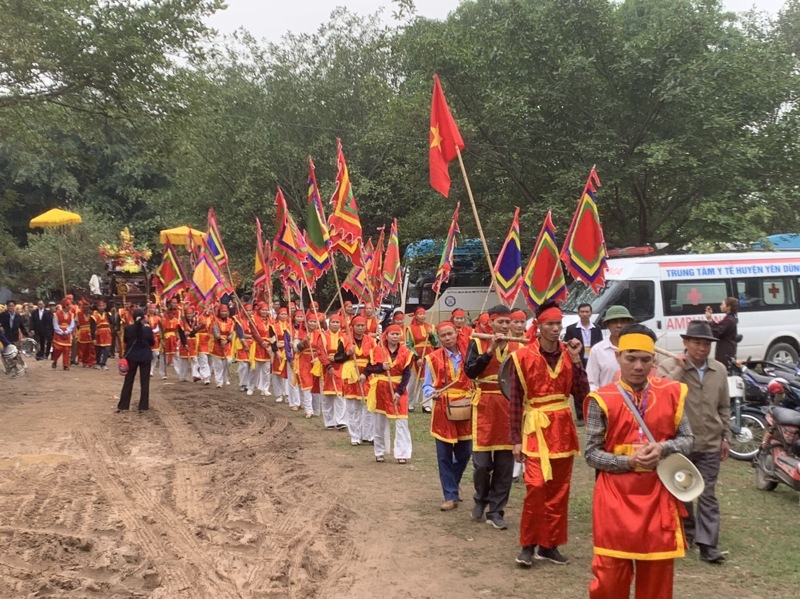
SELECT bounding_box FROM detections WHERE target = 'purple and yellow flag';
[493,207,522,306]
[206,207,228,267]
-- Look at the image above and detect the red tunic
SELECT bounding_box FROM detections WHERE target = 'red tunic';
[251,315,272,362]
[147,315,162,348]
[76,312,93,344]
[510,341,580,480]
[365,316,379,336]
[406,321,435,373]
[295,328,320,391]
[178,317,199,359]
[343,335,376,400]
[471,338,521,451]
[426,347,473,443]
[367,344,413,418]
[271,320,290,377]
[316,330,350,395]
[53,311,74,348]
[586,378,689,560]
[196,316,211,354]
[210,317,234,359]
[234,316,251,361]
[162,315,180,355]
[92,311,112,347]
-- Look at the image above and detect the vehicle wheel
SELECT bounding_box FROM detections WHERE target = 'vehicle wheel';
[766,342,799,365]
[729,413,766,461]
[755,450,779,491]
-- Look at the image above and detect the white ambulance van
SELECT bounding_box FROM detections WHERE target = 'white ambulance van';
[560,252,800,363]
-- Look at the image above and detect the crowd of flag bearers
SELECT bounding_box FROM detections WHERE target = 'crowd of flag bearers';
[22,74,703,598]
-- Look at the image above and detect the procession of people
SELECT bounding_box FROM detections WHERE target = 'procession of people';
[1,292,735,599]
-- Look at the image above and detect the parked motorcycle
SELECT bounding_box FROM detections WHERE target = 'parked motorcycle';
[728,361,768,461]
[753,378,800,492]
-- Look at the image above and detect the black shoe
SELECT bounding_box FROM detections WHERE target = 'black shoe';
[512,476,520,483]
[486,516,508,530]
[576,418,585,427]
[699,545,726,564]
[51,362,57,369]
[536,546,569,565]
[516,545,536,567]
[471,504,485,521]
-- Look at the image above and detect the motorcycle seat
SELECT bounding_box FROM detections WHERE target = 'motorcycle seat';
[770,406,800,427]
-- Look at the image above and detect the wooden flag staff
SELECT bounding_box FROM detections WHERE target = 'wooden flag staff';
[455,146,503,304]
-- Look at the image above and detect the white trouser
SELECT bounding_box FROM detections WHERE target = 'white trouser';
[321,394,346,427]
[196,353,211,382]
[407,371,426,409]
[298,389,313,415]
[253,361,271,395]
[151,349,166,377]
[372,413,412,459]
[271,373,288,398]
[174,355,191,381]
[346,400,374,444]
[311,393,323,416]
[287,376,301,407]
[212,357,231,386]
[237,361,251,389]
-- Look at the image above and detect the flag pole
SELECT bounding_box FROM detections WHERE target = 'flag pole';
[411,284,441,410]
[455,146,503,304]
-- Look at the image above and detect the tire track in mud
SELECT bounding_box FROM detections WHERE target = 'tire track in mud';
[74,424,243,599]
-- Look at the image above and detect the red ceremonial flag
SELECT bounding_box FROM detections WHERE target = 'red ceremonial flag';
[522,211,567,311]
[342,264,367,302]
[272,186,308,286]
[254,217,270,292]
[429,73,465,197]
[560,166,609,293]
[432,202,460,294]
[206,207,228,267]
[328,139,363,266]
[382,219,401,297]
[304,157,332,281]
[156,240,189,300]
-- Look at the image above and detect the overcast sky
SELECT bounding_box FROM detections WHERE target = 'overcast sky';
[208,0,788,43]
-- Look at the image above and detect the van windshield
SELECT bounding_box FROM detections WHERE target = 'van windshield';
[562,279,655,322]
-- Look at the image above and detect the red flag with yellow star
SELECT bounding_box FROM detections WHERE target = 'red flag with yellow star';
[430,74,465,197]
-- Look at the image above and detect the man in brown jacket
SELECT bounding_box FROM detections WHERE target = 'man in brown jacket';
[657,320,730,564]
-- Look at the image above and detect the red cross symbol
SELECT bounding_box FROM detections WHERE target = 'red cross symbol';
[686,288,703,305]
[768,283,781,298]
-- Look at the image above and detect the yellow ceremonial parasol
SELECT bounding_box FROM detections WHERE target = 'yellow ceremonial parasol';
[29,208,83,296]
[159,225,204,246]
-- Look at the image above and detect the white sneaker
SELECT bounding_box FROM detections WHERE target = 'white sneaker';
[246,389,254,396]
[161,375,167,380]
[203,379,210,385]
[275,396,284,403]
[216,384,222,389]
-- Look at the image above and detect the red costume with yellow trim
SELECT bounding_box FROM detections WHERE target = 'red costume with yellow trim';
[367,343,413,418]
[270,318,290,378]
[52,308,75,368]
[178,314,200,359]
[586,378,689,599]
[210,316,234,359]
[406,319,436,372]
[75,310,96,366]
[471,337,521,451]
[315,328,350,395]
[92,310,112,348]
[426,347,473,443]
[344,334,376,400]
[251,314,272,363]
[162,312,180,358]
[295,327,321,391]
[510,340,580,549]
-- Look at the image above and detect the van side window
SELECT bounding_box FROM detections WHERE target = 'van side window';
[662,280,730,316]
[734,277,798,311]
[607,280,655,321]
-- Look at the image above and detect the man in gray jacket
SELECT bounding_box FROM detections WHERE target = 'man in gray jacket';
[657,320,730,564]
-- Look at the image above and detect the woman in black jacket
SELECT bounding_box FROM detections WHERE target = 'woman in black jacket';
[117,308,155,412]
[705,296,739,367]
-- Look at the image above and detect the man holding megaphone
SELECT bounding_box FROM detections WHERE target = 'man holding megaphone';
[584,324,695,599]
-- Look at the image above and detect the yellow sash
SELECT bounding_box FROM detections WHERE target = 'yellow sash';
[522,395,571,482]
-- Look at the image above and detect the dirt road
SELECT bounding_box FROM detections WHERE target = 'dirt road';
[2,360,796,599]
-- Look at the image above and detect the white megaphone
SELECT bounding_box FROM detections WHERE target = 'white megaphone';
[657,454,705,502]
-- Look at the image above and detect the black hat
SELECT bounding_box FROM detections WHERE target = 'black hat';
[680,320,718,342]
